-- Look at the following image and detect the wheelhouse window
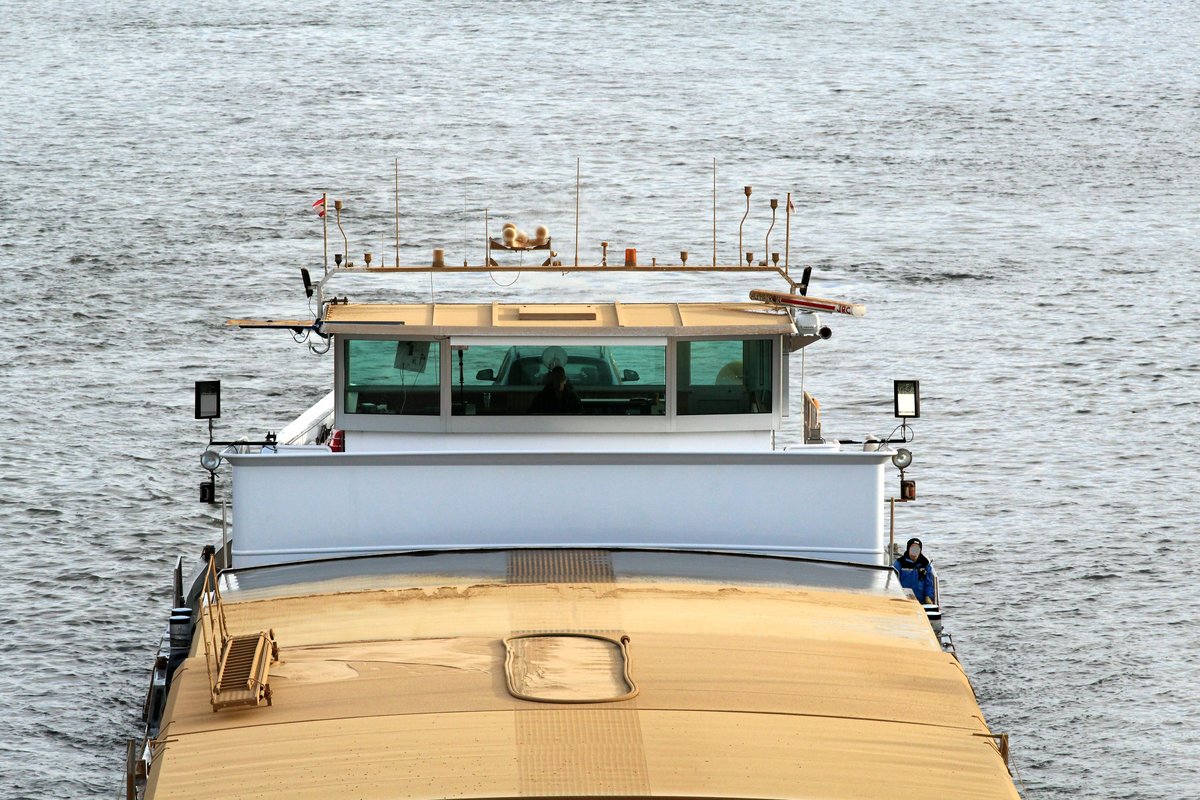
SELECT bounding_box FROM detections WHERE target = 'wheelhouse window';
[344,339,441,416]
[676,339,772,415]
[451,344,666,416]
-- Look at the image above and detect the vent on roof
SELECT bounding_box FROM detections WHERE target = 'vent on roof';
[517,306,598,321]
[504,633,637,703]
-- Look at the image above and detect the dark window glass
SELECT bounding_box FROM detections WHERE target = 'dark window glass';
[344,339,441,416]
[451,344,666,416]
[677,339,772,415]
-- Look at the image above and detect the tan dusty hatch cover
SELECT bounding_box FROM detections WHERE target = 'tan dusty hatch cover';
[503,633,638,703]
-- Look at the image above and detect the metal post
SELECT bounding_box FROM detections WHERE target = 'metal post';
[125,738,138,800]
[738,186,751,266]
[574,158,580,267]
[765,198,777,267]
[394,159,400,267]
[889,497,896,561]
[173,556,184,610]
[784,191,791,275]
[335,200,348,268]
[322,192,328,275]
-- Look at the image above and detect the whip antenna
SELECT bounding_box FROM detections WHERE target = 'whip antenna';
[400,159,405,268]
[712,159,717,266]
[574,158,580,267]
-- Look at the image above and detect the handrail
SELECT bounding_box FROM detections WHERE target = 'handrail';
[311,261,806,308]
[198,558,229,708]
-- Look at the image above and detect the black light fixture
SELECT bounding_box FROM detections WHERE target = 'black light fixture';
[893,380,920,419]
[891,447,916,501]
[301,268,314,298]
[199,447,221,505]
[195,381,221,420]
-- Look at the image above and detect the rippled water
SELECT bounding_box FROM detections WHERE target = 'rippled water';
[2,1,1198,797]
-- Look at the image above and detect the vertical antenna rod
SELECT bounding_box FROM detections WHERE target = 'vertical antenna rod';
[784,191,792,276]
[765,198,777,267]
[394,159,400,267]
[712,159,717,266]
[738,186,752,265]
[322,191,328,275]
[335,199,348,267]
[574,158,580,267]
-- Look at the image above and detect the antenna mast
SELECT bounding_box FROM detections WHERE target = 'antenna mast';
[784,191,791,276]
[400,159,405,268]
[574,158,580,267]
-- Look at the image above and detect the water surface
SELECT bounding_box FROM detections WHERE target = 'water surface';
[2,1,1198,797]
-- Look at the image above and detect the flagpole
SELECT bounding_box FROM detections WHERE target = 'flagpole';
[322,192,329,275]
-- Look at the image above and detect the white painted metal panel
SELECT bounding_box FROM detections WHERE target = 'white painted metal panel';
[228,452,889,569]
[350,430,773,453]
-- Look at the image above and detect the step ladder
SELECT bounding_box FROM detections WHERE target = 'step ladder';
[199,558,278,711]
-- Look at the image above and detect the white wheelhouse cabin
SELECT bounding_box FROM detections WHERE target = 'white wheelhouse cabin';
[227,300,893,570]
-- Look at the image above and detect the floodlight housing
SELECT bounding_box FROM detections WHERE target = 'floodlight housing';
[195,380,221,420]
[894,380,920,419]
[200,450,222,472]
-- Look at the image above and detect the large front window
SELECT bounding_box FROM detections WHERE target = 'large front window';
[450,344,667,416]
[676,339,773,415]
[344,339,441,415]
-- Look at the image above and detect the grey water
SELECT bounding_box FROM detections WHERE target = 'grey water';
[1,1,1197,797]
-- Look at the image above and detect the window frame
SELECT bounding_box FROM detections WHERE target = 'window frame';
[334,334,783,433]
[337,334,449,432]
[670,335,782,431]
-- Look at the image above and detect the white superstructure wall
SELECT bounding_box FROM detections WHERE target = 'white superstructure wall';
[227,450,892,568]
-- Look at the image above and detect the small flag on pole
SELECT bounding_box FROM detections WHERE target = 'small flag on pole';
[312,197,326,218]
[786,195,795,213]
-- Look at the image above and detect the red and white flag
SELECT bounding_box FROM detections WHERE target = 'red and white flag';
[311,197,326,218]
[786,195,795,213]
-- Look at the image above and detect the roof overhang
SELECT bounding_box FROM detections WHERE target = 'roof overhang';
[314,302,797,337]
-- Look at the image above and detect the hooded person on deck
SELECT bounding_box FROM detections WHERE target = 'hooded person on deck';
[893,537,937,605]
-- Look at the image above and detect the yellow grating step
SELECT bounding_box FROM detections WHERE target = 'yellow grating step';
[211,630,277,711]
[218,635,263,693]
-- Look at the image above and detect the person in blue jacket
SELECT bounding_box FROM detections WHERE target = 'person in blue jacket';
[893,537,937,605]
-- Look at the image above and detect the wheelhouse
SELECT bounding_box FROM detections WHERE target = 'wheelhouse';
[324,300,825,437]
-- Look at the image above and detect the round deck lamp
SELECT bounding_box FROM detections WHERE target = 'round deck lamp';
[891,448,912,470]
[200,450,222,473]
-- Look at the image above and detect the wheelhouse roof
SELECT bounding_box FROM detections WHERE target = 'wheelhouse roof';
[229,302,798,337]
